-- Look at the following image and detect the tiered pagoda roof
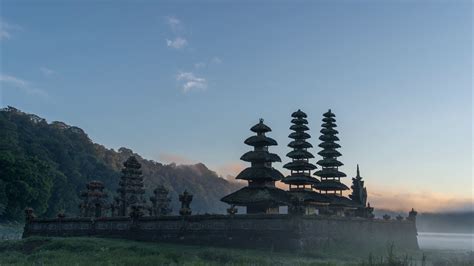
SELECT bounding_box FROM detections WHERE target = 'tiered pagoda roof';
[282,109,319,186]
[221,119,289,212]
[314,110,349,193]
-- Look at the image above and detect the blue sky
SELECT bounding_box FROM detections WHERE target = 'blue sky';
[1,1,472,211]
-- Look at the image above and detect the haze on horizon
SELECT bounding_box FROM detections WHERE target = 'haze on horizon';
[1,1,472,213]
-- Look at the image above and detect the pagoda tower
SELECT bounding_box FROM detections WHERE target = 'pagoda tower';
[282,109,328,214]
[221,119,289,214]
[115,156,147,217]
[313,110,349,195]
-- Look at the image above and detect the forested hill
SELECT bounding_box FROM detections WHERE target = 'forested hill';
[0,106,242,222]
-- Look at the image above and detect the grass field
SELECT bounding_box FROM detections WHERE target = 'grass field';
[0,236,472,265]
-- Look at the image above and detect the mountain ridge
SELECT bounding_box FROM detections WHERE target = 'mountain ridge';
[0,106,242,222]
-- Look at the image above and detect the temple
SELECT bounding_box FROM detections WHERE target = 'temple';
[221,119,289,214]
[22,109,419,251]
[282,109,329,215]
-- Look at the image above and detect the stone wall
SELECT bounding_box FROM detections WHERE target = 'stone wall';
[23,214,418,251]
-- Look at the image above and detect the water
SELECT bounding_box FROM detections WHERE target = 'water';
[418,232,474,251]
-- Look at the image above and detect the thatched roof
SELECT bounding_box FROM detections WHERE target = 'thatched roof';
[221,186,290,206]
[289,131,311,140]
[281,174,320,185]
[313,180,349,191]
[283,160,317,171]
[288,140,313,149]
[317,149,342,158]
[319,134,340,142]
[286,150,314,159]
[317,158,343,167]
[314,168,346,177]
[291,109,307,118]
[235,167,284,181]
[320,128,338,135]
[291,118,308,125]
[290,124,309,131]
[323,109,336,118]
[318,142,341,149]
[321,122,337,128]
[288,190,330,204]
[322,117,336,123]
[250,119,272,133]
[314,168,347,178]
[244,135,277,147]
[241,151,281,163]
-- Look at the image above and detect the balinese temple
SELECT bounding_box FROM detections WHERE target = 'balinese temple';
[313,110,357,214]
[113,156,147,217]
[282,110,329,214]
[221,119,289,214]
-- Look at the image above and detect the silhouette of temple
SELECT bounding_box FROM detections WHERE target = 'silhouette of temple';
[23,109,419,251]
[281,110,329,215]
[221,119,289,214]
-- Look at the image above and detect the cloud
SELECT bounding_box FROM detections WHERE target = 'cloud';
[166,37,188,49]
[176,71,207,93]
[165,16,183,33]
[0,73,48,97]
[40,67,56,76]
[0,18,21,41]
[215,162,246,180]
[365,185,473,213]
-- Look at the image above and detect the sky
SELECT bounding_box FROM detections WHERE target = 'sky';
[1,1,472,212]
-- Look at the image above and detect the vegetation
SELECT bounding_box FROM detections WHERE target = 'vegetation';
[0,237,472,265]
[0,106,241,222]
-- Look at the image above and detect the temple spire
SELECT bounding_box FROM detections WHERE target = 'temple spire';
[313,109,349,195]
[282,109,328,215]
[221,119,289,214]
[282,109,319,189]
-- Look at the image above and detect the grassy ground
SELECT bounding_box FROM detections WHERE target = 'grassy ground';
[0,237,472,266]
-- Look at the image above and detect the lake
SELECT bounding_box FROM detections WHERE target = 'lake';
[418,232,474,251]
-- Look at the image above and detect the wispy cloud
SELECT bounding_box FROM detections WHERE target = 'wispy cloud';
[166,37,188,49]
[176,71,207,93]
[165,16,183,33]
[40,67,56,76]
[165,16,188,49]
[0,74,48,97]
[0,18,21,41]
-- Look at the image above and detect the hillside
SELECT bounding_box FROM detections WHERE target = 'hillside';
[0,106,241,222]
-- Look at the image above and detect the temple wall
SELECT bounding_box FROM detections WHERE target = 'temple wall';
[22,215,418,250]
